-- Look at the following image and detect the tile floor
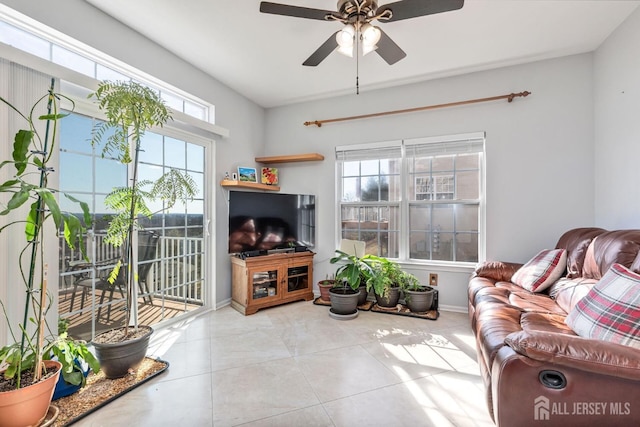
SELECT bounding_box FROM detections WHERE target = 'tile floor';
[75,301,495,427]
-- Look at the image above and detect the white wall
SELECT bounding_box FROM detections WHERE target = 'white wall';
[265,54,596,309]
[5,0,622,312]
[2,0,266,306]
[594,7,640,229]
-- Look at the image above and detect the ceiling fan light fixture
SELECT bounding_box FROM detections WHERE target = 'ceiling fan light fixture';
[337,44,354,57]
[362,43,378,56]
[360,23,381,47]
[336,24,355,47]
[260,0,466,68]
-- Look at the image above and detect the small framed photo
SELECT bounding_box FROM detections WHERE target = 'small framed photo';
[261,167,279,185]
[238,167,257,183]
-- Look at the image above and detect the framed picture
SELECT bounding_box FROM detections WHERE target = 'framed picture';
[238,167,257,183]
[261,167,279,185]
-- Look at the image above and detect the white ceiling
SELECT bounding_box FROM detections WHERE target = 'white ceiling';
[86,0,639,108]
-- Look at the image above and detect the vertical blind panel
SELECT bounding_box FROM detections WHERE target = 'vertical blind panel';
[2,60,56,345]
[0,58,7,347]
[10,61,55,138]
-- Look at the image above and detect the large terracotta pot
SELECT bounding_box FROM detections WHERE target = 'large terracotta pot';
[0,360,61,427]
[317,280,335,302]
[92,325,153,379]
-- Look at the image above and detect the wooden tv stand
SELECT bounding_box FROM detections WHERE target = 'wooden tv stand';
[230,251,315,315]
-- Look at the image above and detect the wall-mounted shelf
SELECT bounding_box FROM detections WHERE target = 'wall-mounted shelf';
[220,180,280,191]
[255,153,324,164]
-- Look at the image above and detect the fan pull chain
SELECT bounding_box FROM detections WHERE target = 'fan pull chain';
[356,25,360,95]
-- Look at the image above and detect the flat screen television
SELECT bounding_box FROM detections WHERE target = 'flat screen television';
[228,191,315,253]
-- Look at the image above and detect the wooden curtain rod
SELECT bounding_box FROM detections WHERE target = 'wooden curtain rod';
[303,91,531,127]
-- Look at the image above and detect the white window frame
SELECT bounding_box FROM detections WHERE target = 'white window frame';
[336,132,486,267]
[0,4,215,125]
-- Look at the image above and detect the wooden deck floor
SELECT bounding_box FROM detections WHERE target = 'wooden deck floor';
[58,291,202,341]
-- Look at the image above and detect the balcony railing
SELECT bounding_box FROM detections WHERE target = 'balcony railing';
[59,232,205,306]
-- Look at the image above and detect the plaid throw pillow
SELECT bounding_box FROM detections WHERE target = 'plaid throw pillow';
[565,263,640,348]
[511,249,567,292]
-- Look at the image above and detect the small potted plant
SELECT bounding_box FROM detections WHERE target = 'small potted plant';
[87,80,197,378]
[329,250,372,316]
[399,271,435,313]
[51,319,100,400]
[317,275,335,302]
[0,83,94,425]
[362,255,401,307]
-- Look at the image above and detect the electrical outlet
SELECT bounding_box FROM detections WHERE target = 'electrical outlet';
[429,273,438,286]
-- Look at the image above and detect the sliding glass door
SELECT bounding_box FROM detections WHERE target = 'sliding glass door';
[58,111,208,340]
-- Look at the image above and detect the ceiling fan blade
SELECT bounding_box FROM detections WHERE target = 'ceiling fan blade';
[260,2,335,21]
[303,32,339,66]
[378,0,464,23]
[375,30,406,65]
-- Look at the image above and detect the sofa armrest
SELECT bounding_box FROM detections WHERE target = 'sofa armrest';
[473,261,523,282]
[505,330,640,381]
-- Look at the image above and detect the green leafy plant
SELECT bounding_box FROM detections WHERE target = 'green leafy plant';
[49,318,99,387]
[0,82,95,390]
[397,269,422,291]
[338,253,420,298]
[359,255,399,297]
[395,269,424,303]
[329,250,373,290]
[88,80,197,338]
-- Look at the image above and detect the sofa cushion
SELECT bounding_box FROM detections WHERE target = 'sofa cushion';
[520,312,576,335]
[548,277,596,313]
[582,230,640,279]
[473,261,523,282]
[555,227,606,278]
[508,292,568,315]
[475,303,523,370]
[511,249,567,292]
[565,263,640,348]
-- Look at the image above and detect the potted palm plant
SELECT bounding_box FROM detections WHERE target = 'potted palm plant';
[0,82,97,426]
[88,80,197,378]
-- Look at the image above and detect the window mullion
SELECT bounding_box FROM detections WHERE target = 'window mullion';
[399,140,409,260]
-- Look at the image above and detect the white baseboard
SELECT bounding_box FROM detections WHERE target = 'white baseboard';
[215,298,232,310]
[439,304,468,313]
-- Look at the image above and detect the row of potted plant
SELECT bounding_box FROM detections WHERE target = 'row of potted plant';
[325,250,435,316]
[0,79,196,426]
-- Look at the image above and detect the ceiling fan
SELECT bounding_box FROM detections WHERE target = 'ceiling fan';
[259,0,465,66]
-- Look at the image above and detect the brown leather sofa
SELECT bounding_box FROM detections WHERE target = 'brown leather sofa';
[468,228,640,426]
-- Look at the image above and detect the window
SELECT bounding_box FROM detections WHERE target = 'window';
[0,14,212,123]
[337,142,402,258]
[336,133,484,264]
